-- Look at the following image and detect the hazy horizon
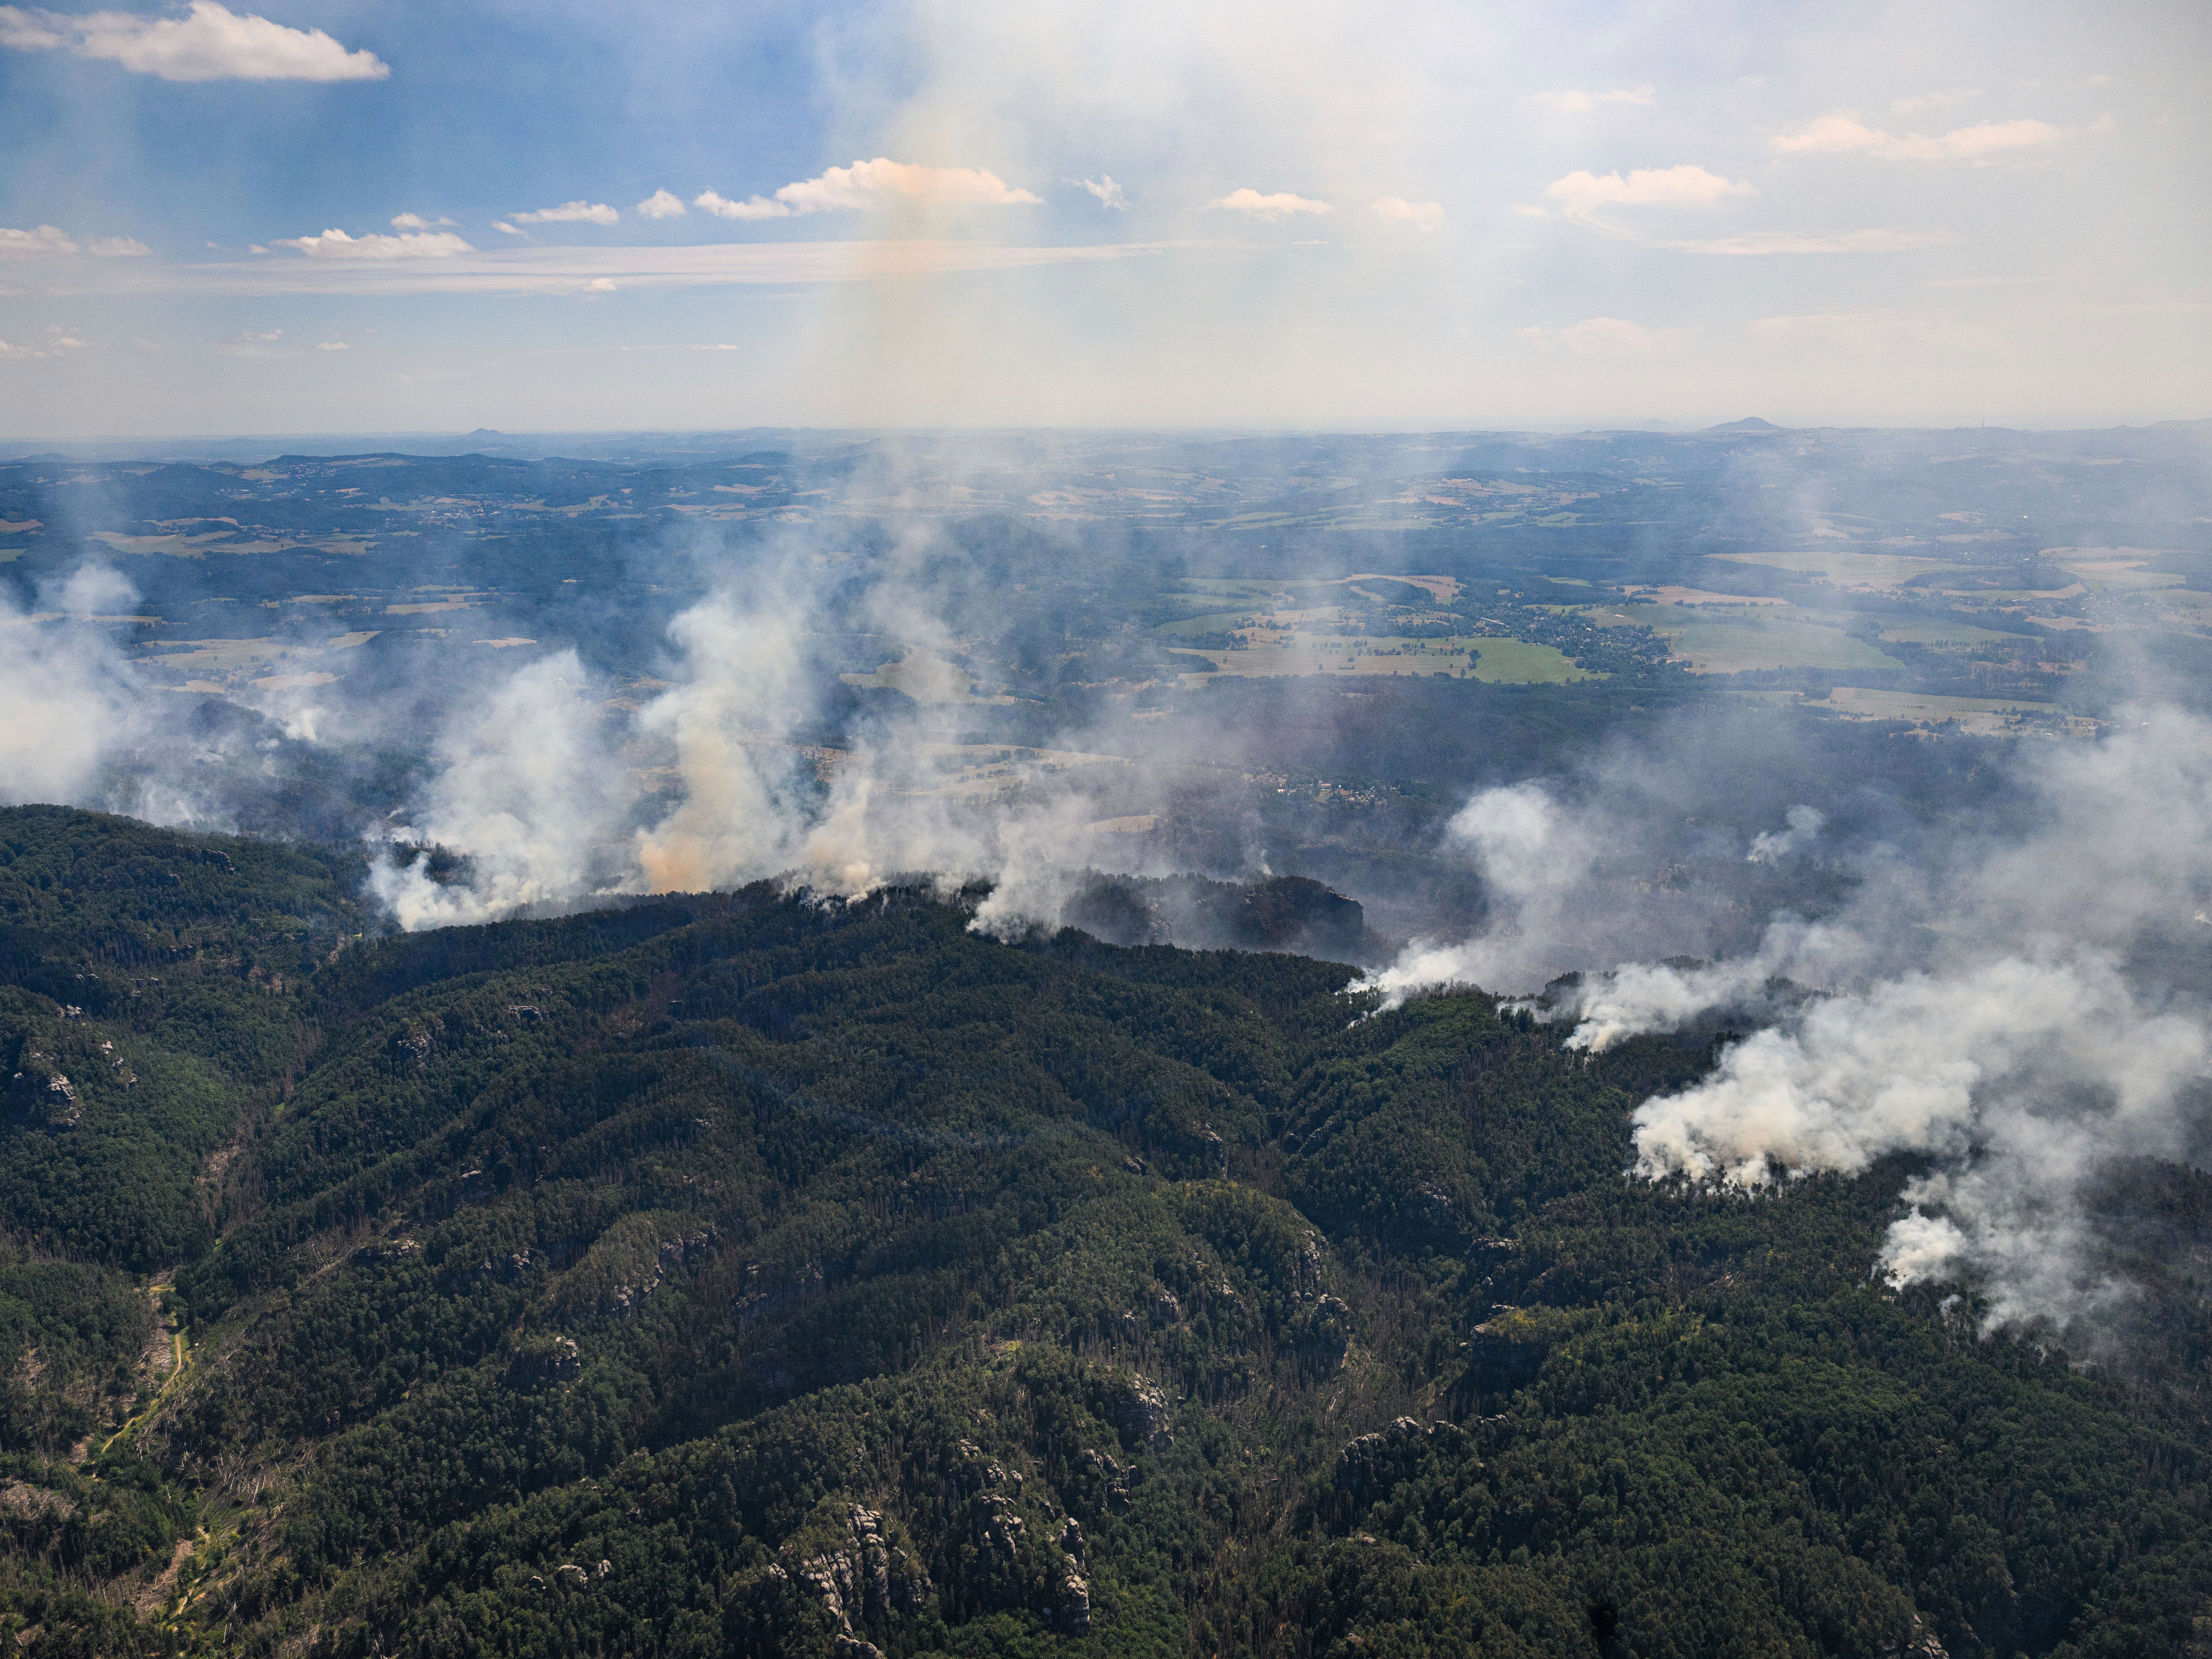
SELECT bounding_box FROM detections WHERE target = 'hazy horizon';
[4,0,2206,435]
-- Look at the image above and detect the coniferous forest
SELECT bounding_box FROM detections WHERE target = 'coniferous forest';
[0,803,2206,1658]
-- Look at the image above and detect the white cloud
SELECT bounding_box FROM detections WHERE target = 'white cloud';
[1545,164,1753,226]
[1517,316,1684,355]
[1078,174,1128,210]
[314,340,348,350]
[1536,85,1655,112]
[1774,111,2067,160]
[0,224,79,256]
[1206,187,1334,221]
[694,158,1043,220]
[0,225,149,258]
[1372,196,1443,230]
[512,201,619,226]
[388,212,454,231]
[272,227,476,259]
[493,221,524,237]
[0,0,386,81]
[692,191,780,221]
[635,189,686,220]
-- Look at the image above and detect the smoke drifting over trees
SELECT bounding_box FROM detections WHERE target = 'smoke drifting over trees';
[1373,704,2212,1336]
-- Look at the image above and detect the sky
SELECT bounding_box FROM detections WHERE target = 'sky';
[0,0,2205,434]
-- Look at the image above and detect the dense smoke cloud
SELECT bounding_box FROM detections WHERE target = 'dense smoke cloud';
[1371,706,2212,1334]
[367,650,635,929]
[0,565,147,806]
[359,538,1172,935]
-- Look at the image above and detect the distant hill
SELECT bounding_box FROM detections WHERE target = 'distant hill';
[1707,415,1783,431]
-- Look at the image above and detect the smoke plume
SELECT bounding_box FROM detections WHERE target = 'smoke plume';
[1372,705,2212,1333]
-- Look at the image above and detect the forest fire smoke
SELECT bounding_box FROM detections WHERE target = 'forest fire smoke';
[1372,705,2212,1333]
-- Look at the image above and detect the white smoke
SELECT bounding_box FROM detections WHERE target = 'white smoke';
[362,550,1166,936]
[0,566,147,806]
[1747,803,1823,864]
[1378,706,2212,1334]
[1360,782,1601,1004]
[367,650,636,928]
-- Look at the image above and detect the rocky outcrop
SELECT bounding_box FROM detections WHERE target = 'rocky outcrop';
[1112,1374,1172,1448]
[1298,1293,1353,1365]
[504,1336,582,1389]
[1333,1416,1466,1502]
[1080,1446,1133,1510]
[7,1053,79,1130]
[779,1505,932,1638]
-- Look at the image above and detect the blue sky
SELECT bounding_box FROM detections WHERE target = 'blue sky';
[0,0,2204,433]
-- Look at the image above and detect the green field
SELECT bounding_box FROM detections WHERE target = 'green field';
[1586,603,1904,674]
[1468,636,1594,682]
[1877,622,2036,645]
[1155,609,1256,636]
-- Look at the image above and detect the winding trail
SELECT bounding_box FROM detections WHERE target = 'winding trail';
[97,1285,190,1462]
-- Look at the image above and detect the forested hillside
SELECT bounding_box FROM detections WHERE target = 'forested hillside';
[0,807,2206,1657]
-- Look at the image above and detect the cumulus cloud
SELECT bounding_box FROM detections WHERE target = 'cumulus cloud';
[511,201,619,226]
[1077,174,1128,210]
[693,159,1043,220]
[1536,85,1655,112]
[1206,188,1334,221]
[1516,315,1680,354]
[1774,111,2069,161]
[0,225,149,258]
[1544,164,1754,227]
[0,224,80,257]
[1372,196,1443,230]
[388,212,456,231]
[272,227,476,259]
[634,189,687,219]
[0,0,387,81]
